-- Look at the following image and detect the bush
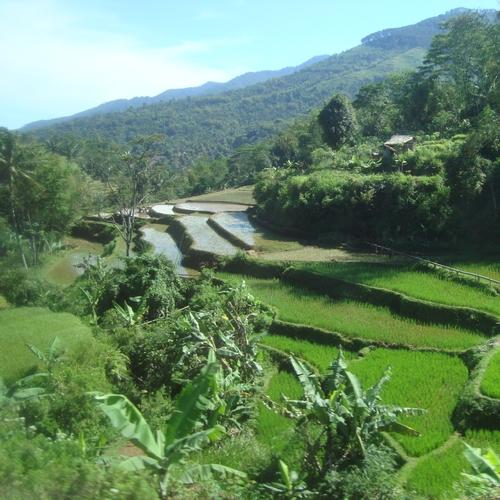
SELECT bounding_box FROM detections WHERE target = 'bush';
[255,169,451,241]
[0,419,158,500]
[0,268,65,309]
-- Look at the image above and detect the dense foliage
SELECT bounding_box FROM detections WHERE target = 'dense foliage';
[254,12,500,246]
[24,11,469,171]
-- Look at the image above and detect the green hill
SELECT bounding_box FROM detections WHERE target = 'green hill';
[25,9,485,170]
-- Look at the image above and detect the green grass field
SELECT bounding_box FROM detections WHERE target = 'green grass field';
[406,430,500,498]
[480,349,500,399]
[296,262,500,317]
[0,307,93,383]
[221,275,485,350]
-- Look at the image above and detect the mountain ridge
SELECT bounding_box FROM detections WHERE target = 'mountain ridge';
[21,55,329,130]
[24,8,495,170]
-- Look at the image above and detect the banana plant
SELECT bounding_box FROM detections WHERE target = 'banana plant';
[460,442,500,498]
[262,460,312,498]
[26,336,65,374]
[285,350,424,474]
[92,352,246,496]
[0,372,49,406]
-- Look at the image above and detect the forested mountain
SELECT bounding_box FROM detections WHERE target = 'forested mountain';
[25,8,493,170]
[21,55,329,131]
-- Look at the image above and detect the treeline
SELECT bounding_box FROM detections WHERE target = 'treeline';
[0,129,99,268]
[253,13,500,247]
[24,10,474,170]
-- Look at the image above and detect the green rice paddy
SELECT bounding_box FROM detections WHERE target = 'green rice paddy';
[0,307,93,383]
[480,349,500,399]
[450,260,500,282]
[256,368,303,456]
[349,349,468,456]
[220,274,486,350]
[261,336,468,457]
[261,334,354,371]
[406,430,500,498]
[296,262,500,317]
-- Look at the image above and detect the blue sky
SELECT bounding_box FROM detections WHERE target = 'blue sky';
[0,0,497,128]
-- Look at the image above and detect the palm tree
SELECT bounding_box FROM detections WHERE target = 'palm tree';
[0,128,31,268]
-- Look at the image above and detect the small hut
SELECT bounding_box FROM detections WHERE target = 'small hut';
[383,135,415,153]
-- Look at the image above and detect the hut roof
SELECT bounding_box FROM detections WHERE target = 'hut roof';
[384,135,415,147]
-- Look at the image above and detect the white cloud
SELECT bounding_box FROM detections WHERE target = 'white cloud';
[0,0,246,128]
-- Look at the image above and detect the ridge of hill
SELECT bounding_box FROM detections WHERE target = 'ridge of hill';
[25,8,495,170]
[21,55,329,131]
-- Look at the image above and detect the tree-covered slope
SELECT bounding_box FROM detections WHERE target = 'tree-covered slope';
[21,55,329,131]
[25,9,490,169]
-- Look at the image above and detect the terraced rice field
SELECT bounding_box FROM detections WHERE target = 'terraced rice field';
[349,349,468,456]
[296,262,500,317]
[480,348,500,398]
[449,260,500,282]
[181,215,238,256]
[261,334,354,371]
[405,430,500,498]
[0,307,93,383]
[175,201,250,214]
[150,204,176,217]
[140,223,191,275]
[210,212,256,248]
[220,275,486,350]
[262,336,467,458]
[171,185,255,205]
[256,368,303,455]
[42,236,103,285]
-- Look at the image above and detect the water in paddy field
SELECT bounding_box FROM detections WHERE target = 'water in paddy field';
[211,212,256,248]
[174,202,250,214]
[141,224,194,276]
[180,215,238,256]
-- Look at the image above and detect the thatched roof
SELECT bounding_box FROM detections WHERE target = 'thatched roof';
[384,135,415,147]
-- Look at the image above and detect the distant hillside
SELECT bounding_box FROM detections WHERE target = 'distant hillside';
[25,9,492,169]
[21,55,329,131]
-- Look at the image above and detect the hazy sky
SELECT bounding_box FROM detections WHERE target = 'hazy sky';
[0,0,497,128]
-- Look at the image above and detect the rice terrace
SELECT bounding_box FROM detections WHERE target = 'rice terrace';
[0,3,499,499]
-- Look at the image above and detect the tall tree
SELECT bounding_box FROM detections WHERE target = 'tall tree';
[107,135,166,257]
[421,13,498,117]
[0,128,32,268]
[318,94,359,149]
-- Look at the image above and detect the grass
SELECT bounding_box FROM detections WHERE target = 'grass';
[256,368,303,456]
[349,349,468,456]
[261,335,468,457]
[296,261,500,317]
[221,274,486,350]
[480,349,500,399]
[448,260,500,282]
[171,185,256,205]
[261,334,354,372]
[406,430,500,498]
[0,295,8,310]
[0,307,93,383]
